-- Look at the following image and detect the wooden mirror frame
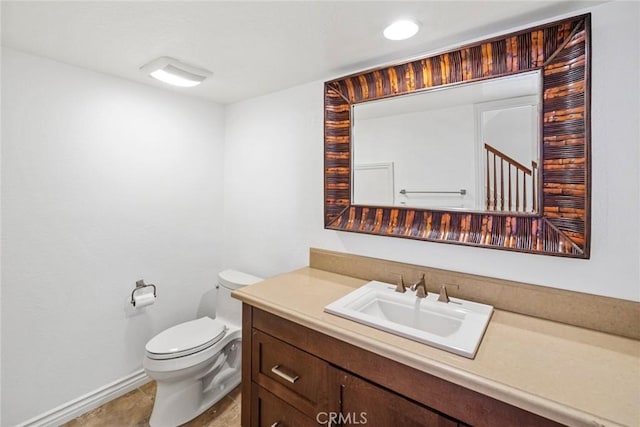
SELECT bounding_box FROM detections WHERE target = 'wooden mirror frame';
[324,14,590,258]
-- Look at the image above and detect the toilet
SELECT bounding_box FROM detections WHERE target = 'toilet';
[143,269,262,427]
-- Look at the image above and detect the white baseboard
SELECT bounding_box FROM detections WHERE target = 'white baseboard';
[15,369,150,427]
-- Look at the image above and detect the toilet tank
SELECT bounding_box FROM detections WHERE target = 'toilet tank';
[215,269,262,327]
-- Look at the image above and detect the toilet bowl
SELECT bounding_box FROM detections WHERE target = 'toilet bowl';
[143,270,261,427]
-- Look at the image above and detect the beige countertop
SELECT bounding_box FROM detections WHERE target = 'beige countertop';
[233,267,640,427]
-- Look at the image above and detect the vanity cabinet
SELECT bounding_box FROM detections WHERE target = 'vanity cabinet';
[242,305,563,427]
[250,326,455,426]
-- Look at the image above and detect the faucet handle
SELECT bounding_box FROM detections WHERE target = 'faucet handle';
[395,275,408,293]
[437,284,450,303]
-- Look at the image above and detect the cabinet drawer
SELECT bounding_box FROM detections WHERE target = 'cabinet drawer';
[252,383,319,427]
[252,329,329,417]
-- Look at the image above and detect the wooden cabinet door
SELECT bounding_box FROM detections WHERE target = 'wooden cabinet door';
[333,369,459,427]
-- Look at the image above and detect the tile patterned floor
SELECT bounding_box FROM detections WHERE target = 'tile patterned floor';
[62,382,241,427]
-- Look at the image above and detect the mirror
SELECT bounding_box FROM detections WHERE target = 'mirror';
[352,71,541,212]
[324,14,591,258]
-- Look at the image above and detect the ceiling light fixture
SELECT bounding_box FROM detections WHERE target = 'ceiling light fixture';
[140,56,212,88]
[383,19,420,41]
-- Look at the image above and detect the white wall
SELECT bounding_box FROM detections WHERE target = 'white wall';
[223,83,323,277]
[1,48,226,425]
[224,1,640,302]
[354,105,476,209]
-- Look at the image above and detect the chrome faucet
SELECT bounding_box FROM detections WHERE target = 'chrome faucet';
[411,274,428,298]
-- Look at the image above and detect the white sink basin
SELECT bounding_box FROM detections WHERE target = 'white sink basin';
[324,281,493,358]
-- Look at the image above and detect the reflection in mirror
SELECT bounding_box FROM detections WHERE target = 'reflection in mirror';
[352,71,541,213]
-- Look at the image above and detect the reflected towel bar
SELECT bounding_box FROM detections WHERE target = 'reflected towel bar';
[400,189,467,195]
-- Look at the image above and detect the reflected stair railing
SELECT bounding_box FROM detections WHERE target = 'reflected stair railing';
[484,143,538,212]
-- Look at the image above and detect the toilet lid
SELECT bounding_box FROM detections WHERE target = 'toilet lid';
[218,269,262,290]
[145,317,227,360]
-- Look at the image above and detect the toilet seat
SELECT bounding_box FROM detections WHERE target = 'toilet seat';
[146,317,227,360]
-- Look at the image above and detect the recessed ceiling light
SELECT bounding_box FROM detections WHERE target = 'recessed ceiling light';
[383,19,420,41]
[140,56,212,88]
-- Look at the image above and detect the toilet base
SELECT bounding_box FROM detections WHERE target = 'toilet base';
[150,373,240,427]
[146,336,242,427]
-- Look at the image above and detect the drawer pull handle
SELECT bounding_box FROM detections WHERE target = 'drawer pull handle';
[271,364,300,383]
[270,423,280,427]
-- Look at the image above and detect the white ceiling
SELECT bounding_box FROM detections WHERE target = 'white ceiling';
[1,1,602,105]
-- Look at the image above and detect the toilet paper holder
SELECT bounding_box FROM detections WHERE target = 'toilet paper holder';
[131,279,157,306]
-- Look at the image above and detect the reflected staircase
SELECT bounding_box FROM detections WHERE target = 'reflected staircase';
[484,143,538,213]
